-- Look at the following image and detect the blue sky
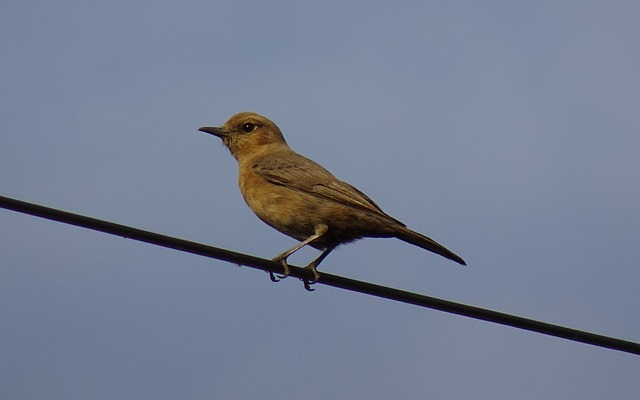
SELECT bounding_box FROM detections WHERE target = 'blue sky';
[1,1,639,399]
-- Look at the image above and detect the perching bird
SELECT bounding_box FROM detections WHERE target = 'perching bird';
[199,112,465,289]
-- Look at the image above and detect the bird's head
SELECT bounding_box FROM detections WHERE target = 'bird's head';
[199,112,287,161]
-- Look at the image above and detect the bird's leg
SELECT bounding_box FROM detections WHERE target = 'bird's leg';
[302,245,336,291]
[270,224,329,281]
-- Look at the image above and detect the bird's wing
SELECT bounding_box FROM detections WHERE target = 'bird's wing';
[252,152,405,226]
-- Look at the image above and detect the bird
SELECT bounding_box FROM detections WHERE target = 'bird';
[199,112,465,290]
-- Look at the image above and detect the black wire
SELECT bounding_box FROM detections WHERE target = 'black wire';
[1,195,638,356]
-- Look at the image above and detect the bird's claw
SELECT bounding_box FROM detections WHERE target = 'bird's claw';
[268,271,291,282]
[269,271,281,282]
[303,278,316,291]
[302,267,320,291]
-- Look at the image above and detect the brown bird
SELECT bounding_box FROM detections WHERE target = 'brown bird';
[199,112,465,289]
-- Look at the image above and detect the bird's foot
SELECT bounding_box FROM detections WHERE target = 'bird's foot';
[301,264,321,291]
[269,257,291,282]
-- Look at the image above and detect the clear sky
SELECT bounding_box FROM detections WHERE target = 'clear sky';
[1,1,639,399]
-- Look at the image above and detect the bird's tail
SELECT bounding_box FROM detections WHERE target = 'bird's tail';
[394,227,466,266]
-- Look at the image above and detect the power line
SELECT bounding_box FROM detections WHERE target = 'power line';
[1,194,638,356]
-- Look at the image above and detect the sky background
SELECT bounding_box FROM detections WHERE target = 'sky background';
[1,1,639,399]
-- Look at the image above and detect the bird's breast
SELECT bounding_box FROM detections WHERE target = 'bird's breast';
[238,168,317,241]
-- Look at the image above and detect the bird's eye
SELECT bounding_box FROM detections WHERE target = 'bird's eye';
[241,123,257,133]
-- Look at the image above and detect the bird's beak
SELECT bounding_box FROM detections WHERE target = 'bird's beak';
[198,126,228,138]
